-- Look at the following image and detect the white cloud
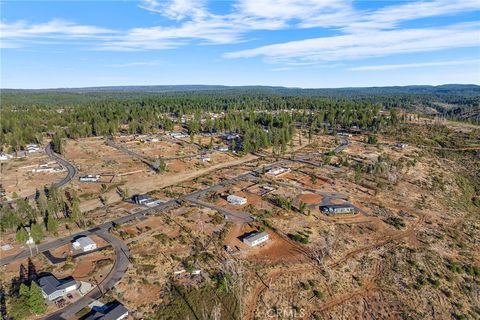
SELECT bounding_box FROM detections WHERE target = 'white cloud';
[225,23,480,63]
[1,0,479,68]
[0,19,114,38]
[349,59,480,71]
[139,0,207,20]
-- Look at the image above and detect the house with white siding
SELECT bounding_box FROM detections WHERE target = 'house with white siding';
[38,274,79,301]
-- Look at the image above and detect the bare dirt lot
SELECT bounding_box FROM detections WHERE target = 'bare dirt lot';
[0,150,66,198]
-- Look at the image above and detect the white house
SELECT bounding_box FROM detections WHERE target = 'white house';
[216,146,229,152]
[0,153,13,161]
[170,132,188,139]
[243,231,269,247]
[266,167,291,176]
[227,195,247,205]
[320,204,356,214]
[72,236,97,252]
[38,274,79,301]
[79,175,100,182]
[26,144,41,153]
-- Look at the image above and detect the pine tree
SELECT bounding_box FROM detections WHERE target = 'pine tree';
[70,200,84,227]
[9,284,30,319]
[19,283,30,299]
[16,227,28,244]
[30,223,43,244]
[46,213,58,236]
[36,188,48,214]
[28,282,47,314]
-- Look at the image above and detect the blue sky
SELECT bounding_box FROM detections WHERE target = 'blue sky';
[1,0,479,89]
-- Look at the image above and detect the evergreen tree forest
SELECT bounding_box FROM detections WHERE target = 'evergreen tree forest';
[0,91,391,152]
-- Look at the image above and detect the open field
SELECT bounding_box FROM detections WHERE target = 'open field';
[0,149,66,199]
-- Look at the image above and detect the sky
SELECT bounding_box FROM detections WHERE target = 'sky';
[1,0,479,89]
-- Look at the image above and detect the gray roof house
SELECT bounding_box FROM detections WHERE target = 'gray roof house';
[85,303,129,320]
[38,274,79,301]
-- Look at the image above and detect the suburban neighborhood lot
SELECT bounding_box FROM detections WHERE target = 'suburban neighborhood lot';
[1,110,478,320]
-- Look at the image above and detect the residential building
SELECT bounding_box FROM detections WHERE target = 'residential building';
[132,194,151,205]
[132,194,163,207]
[26,144,41,153]
[79,175,100,182]
[38,274,79,301]
[85,302,129,320]
[320,204,356,214]
[227,194,247,205]
[243,231,269,247]
[0,153,13,161]
[216,146,229,152]
[169,132,188,139]
[266,167,291,176]
[72,236,97,252]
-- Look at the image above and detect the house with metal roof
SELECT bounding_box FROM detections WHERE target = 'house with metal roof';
[243,231,269,247]
[85,302,129,320]
[38,274,79,301]
[319,204,356,214]
[227,194,247,205]
[72,236,97,252]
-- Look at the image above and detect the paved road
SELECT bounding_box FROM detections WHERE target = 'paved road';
[44,231,129,320]
[45,143,78,189]
[1,143,78,205]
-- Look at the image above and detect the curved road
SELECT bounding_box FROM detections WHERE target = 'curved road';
[45,143,78,189]
[44,231,129,320]
[3,139,348,318]
[1,143,77,204]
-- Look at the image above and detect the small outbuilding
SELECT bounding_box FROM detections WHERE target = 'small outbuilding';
[72,236,97,252]
[243,231,269,247]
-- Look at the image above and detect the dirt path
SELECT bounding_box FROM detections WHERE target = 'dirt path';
[304,260,383,319]
[328,213,424,268]
[244,265,313,320]
[79,154,258,212]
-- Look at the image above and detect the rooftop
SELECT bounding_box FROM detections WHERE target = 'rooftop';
[73,236,96,248]
[38,274,77,295]
[244,231,268,242]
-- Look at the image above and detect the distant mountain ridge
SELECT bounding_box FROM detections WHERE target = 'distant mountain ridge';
[2,84,479,95]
